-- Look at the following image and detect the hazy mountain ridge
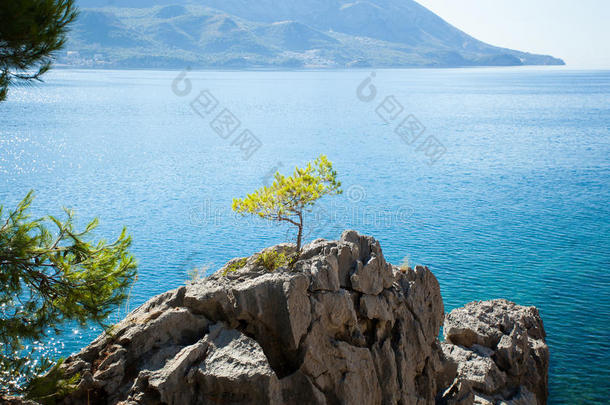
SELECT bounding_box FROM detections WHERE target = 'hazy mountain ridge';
[63,0,565,68]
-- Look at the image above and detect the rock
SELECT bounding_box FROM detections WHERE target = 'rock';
[178,324,283,404]
[444,300,545,348]
[437,378,474,405]
[441,343,507,395]
[53,231,548,405]
[308,256,340,292]
[441,299,549,405]
[360,294,393,322]
[502,386,538,405]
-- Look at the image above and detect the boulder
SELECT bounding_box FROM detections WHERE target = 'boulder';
[441,299,549,405]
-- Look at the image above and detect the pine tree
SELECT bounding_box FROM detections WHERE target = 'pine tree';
[0,0,78,101]
[233,155,342,251]
[0,2,138,399]
[0,192,137,397]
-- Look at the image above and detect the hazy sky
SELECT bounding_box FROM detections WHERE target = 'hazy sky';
[416,0,610,68]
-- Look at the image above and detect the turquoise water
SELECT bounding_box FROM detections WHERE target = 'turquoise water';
[1,68,609,403]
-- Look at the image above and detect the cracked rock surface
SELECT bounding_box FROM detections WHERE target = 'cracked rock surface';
[57,231,548,405]
[439,300,549,405]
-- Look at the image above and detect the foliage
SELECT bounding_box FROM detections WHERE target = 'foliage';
[0,191,137,396]
[24,358,80,404]
[221,258,247,276]
[232,155,342,251]
[187,264,211,283]
[255,251,290,272]
[399,256,410,273]
[112,273,139,325]
[0,0,78,101]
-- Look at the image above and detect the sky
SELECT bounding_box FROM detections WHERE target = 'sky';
[415,0,610,68]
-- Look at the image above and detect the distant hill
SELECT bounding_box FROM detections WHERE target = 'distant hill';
[62,0,565,69]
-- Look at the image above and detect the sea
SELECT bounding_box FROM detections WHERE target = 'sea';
[0,67,608,403]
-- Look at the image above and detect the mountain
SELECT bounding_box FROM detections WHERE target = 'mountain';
[61,0,564,69]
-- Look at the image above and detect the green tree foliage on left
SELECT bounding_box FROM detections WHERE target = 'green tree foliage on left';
[0,192,137,399]
[0,1,136,401]
[0,0,78,101]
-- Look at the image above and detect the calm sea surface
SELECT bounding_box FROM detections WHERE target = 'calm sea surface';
[1,68,608,402]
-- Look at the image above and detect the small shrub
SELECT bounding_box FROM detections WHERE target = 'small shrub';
[188,265,211,283]
[399,256,410,273]
[24,359,80,405]
[222,258,247,276]
[256,251,290,272]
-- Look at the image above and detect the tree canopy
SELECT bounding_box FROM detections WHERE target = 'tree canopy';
[0,191,137,396]
[0,0,78,101]
[233,155,342,251]
[0,2,141,399]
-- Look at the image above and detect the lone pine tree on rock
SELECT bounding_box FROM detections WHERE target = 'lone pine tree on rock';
[232,155,342,251]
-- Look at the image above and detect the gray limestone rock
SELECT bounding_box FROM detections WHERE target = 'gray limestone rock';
[53,232,548,405]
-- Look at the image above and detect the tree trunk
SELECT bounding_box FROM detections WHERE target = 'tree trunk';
[296,213,303,251]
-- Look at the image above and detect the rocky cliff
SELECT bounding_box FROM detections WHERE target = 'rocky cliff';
[56,231,548,404]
